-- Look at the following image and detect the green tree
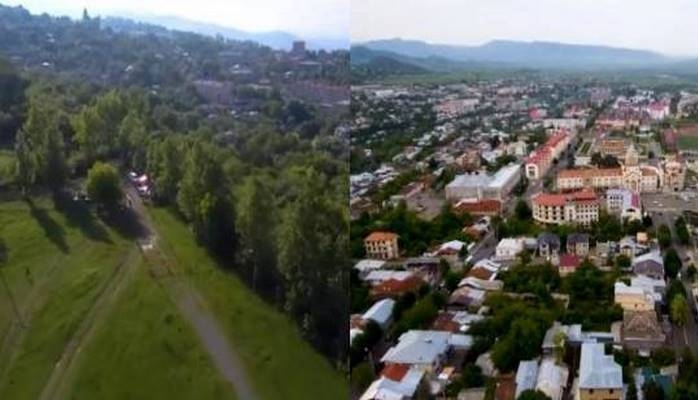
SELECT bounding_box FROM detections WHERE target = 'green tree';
[515,199,532,220]
[657,224,672,249]
[235,174,277,292]
[86,162,123,209]
[518,389,552,400]
[461,363,484,388]
[664,249,682,280]
[14,129,37,196]
[671,295,689,327]
[147,137,184,203]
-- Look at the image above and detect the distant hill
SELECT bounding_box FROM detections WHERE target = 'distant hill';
[351,46,429,76]
[356,38,677,69]
[104,14,348,50]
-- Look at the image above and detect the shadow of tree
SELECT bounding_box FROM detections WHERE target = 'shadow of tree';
[53,193,112,244]
[26,199,70,254]
[99,206,150,241]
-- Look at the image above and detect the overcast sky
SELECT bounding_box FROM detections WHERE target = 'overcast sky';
[3,0,349,38]
[352,0,698,56]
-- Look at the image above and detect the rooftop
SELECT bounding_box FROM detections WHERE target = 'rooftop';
[365,231,398,242]
[579,343,623,389]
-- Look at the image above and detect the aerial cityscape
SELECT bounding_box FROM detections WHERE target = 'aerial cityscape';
[350,1,698,399]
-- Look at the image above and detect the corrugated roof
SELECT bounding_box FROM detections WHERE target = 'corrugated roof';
[579,343,622,389]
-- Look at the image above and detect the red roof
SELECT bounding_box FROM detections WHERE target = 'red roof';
[454,199,501,215]
[532,188,597,207]
[365,231,398,242]
[468,266,495,281]
[559,253,580,268]
[382,364,410,382]
[371,276,423,298]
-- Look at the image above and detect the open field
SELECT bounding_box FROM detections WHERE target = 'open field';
[57,259,236,400]
[149,207,348,400]
[0,197,345,399]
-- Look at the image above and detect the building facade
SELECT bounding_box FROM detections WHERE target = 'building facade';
[531,189,599,225]
[364,231,400,260]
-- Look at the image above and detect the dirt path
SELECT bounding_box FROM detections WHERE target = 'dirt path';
[38,247,139,400]
[126,185,257,400]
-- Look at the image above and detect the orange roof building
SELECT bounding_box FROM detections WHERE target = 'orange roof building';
[531,189,599,226]
[364,231,399,260]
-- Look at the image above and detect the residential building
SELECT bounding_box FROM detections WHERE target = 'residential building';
[381,330,472,375]
[354,259,387,279]
[362,298,396,330]
[495,238,525,260]
[614,282,655,311]
[453,199,502,216]
[632,251,664,280]
[558,254,580,277]
[360,365,426,400]
[662,155,686,192]
[525,131,570,180]
[537,232,561,259]
[622,310,666,351]
[606,188,642,221]
[566,233,590,256]
[531,189,599,226]
[364,231,399,260]
[535,358,568,400]
[578,343,623,400]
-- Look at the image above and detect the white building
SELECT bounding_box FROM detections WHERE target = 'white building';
[381,330,472,374]
[495,238,525,260]
[578,343,623,400]
[362,298,396,330]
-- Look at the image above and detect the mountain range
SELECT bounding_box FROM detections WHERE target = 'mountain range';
[105,13,348,51]
[353,38,698,71]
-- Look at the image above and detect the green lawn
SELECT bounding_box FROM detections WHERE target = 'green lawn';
[0,199,235,399]
[150,207,348,400]
[677,135,698,150]
[60,260,236,400]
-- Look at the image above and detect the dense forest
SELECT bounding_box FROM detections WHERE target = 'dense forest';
[0,5,349,368]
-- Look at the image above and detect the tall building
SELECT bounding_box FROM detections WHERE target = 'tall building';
[524,131,570,180]
[291,40,306,55]
[531,189,599,225]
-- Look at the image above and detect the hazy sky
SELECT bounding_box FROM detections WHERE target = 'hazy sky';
[352,0,698,56]
[3,0,349,38]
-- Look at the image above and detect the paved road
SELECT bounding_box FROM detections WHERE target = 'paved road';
[650,210,698,353]
[126,184,257,400]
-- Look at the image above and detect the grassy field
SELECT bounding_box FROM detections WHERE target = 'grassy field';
[678,135,698,150]
[59,260,236,400]
[150,207,348,400]
[0,199,235,399]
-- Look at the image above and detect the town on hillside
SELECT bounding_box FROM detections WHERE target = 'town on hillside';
[350,77,698,400]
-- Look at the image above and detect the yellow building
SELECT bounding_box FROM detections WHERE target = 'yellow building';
[364,231,399,260]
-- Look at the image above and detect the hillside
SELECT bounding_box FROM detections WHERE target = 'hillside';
[356,38,676,69]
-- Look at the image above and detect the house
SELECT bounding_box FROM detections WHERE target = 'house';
[448,286,487,309]
[370,275,425,299]
[431,311,485,333]
[354,259,387,279]
[538,232,561,259]
[364,270,415,286]
[535,358,568,400]
[632,251,664,280]
[495,238,525,260]
[515,360,539,399]
[622,310,666,351]
[362,298,396,330]
[614,282,655,311]
[577,343,623,400]
[514,358,568,400]
[360,364,426,400]
[404,257,441,284]
[381,330,472,375]
[558,254,580,277]
[566,233,590,256]
[364,231,400,260]
[619,236,636,258]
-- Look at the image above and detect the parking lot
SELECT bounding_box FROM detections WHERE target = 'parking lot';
[642,191,698,213]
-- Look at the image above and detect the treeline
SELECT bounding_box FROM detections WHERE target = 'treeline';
[10,84,349,366]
